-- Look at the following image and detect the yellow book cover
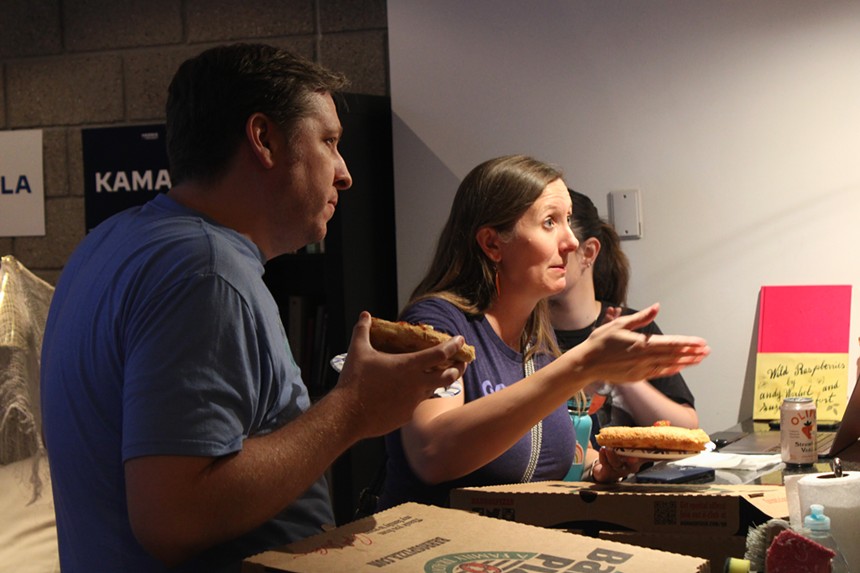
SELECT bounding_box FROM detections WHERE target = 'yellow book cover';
[753,285,851,420]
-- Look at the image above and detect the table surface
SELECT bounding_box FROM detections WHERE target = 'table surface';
[627,420,859,485]
[722,419,860,471]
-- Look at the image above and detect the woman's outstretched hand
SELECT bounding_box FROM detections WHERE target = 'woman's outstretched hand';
[577,303,710,383]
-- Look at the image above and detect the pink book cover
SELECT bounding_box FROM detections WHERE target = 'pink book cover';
[757,285,852,354]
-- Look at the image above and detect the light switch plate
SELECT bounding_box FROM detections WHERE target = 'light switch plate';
[608,189,642,239]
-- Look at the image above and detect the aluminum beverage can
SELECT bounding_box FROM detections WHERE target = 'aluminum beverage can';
[780,396,817,465]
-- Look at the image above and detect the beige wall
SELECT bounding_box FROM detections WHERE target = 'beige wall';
[0,0,389,284]
[388,0,860,433]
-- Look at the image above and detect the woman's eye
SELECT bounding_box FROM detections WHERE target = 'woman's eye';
[543,218,555,229]
[566,215,573,228]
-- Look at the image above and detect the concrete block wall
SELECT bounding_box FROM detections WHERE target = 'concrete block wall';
[0,0,389,285]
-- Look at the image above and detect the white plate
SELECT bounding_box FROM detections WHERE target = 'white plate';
[614,448,699,461]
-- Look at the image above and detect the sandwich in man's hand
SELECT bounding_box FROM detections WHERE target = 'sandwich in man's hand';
[369,317,476,365]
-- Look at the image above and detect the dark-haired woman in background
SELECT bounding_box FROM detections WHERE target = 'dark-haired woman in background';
[549,189,698,444]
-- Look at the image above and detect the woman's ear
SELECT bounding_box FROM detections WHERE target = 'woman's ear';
[582,237,602,266]
[476,227,503,263]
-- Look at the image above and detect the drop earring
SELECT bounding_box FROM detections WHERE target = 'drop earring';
[495,269,501,298]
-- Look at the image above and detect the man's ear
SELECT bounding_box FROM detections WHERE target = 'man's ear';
[476,226,503,263]
[246,112,278,169]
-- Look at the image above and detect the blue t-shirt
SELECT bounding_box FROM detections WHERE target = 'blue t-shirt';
[40,194,333,573]
[378,298,575,509]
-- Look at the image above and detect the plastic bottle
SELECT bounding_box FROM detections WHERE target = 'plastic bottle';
[563,396,592,481]
[802,504,850,573]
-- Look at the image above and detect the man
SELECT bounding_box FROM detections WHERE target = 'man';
[40,44,467,572]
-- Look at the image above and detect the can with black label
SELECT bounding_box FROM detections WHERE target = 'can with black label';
[780,396,816,465]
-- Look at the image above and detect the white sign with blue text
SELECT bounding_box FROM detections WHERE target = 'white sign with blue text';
[0,130,44,237]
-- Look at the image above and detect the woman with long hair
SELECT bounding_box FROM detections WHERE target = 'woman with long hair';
[377,156,708,509]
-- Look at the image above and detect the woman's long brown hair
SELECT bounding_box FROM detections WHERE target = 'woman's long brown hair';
[406,155,565,360]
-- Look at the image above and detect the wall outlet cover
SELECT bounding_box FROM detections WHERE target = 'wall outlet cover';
[608,189,642,239]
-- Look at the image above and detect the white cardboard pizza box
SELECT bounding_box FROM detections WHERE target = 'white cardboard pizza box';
[601,531,745,573]
[449,481,788,571]
[449,481,786,535]
[244,502,708,573]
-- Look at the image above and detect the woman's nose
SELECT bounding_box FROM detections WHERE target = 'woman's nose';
[564,227,579,252]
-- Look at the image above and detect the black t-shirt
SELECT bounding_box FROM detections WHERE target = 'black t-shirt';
[554,302,696,431]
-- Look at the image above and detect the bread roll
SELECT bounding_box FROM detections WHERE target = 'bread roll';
[369,317,476,363]
[596,426,710,452]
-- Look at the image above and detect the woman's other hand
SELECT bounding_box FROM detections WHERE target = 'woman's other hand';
[590,446,645,483]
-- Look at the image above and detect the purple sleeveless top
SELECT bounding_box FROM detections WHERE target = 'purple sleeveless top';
[378,297,575,509]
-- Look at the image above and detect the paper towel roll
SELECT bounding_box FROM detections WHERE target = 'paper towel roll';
[797,471,860,571]
[783,472,816,529]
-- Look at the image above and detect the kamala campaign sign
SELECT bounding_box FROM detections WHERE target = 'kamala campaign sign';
[0,130,44,237]
[82,124,170,233]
